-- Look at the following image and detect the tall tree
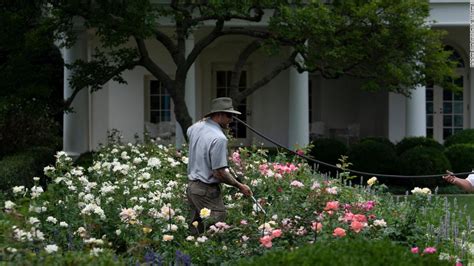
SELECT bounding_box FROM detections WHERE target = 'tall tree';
[47,0,458,137]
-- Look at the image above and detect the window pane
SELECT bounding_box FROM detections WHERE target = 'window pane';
[150,96,159,109]
[426,102,433,114]
[216,88,226,97]
[443,128,452,139]
[454,115,463,127]
[162,110,171,122]
[443,115,452,127]
[427,128,433,138]
[216,71,226,87]
[150,111,159,123]
[453,102,463,114]
[454,128,463,134]
[426,89,433,101]
[454,77,463,88]
[454,91,463,101]
[162,96,170,110]
[443,90,452,101]
[150,80,160,94]
[443,102,452,114]
[426,115,433,127]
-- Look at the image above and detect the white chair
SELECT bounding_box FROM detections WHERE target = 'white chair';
[156,121,176,139]
[144,122,159,138]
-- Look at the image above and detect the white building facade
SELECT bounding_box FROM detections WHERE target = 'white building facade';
[62,0,471,156]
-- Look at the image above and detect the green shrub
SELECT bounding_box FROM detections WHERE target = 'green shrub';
[444,144,474,173]
[309,138,347,172]
[396,136,444,155]
[237,238,449,266]
[0,146,56,192]
[359,136,396,149]
[444,129,474,147]
[0,98,61,157]
[348,139,397,175]
[398,146,451,188]
[74,151,95,168]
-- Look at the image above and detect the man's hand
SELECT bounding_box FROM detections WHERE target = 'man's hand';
[443,170,457,184]
[238,183,252,196]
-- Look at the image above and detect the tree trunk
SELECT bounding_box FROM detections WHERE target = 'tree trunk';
[170,83,193,142]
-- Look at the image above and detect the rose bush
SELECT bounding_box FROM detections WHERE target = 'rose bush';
[0,137,472,265]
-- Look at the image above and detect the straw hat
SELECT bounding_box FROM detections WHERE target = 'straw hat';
[204,97,241,117]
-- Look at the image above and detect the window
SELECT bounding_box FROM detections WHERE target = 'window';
[215,70,247,139]
[149,80,171,123]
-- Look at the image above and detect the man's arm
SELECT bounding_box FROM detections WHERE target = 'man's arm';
[213,168,252,196]
[443,174,474,192]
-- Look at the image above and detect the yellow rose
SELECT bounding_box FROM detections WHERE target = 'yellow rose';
[142,227,152,234]
[163,234,174,241]
[192,221,199,228]
[367,177,378,187]
[199,208,211,219]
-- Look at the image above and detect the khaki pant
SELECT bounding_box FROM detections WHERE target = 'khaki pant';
[186,180,227,235]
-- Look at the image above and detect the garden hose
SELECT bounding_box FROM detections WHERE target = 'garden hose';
[233,116,473,180]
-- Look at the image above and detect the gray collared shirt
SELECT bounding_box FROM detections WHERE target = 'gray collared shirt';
[187,119,228,184]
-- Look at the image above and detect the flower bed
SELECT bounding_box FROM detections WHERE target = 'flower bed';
[0,139,472,265]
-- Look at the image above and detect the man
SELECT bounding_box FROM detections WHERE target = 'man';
[443,171,474,192]
[186,97,252,234]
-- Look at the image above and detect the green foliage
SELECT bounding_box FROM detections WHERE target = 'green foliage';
[44,0,458,135]
[444,144,474,173]
[444,129,474,148]
[0,146,56,192]
[398,146,451,188]
[237,238,449,266]
[0,141,470,265]
[359,136,396,149]
[309,138,347,167]
[0,0,63,109]
[6,250,127,265]
[0,98,61,157]
[348,139,397,174]
[396,136,444,155]
[74,151,95,169]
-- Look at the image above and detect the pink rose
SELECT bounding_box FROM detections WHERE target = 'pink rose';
[332,227,346,237]
[423,247,437,254]
[271,229,282,238]
[350,221,365,233]
[311,222,323,232]
[324,201,339,211]
[259,235,273,248]
[353,214,367,223]
[411,247,419,254]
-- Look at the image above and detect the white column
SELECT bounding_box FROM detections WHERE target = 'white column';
[63,31,89,157]
[469,68,474,128]
[388,92,406,143]
[176,34,197,148]
[406,85,426,136]
[288,67,309,149]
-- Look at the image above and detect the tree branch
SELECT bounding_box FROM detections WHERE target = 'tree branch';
[177,19,224,81]
[190,6,265,24]
[135,37,173,88]
[229,40,263,98]
[63,60,140,109]
[235,52,297,103]
[154,30,181,64]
